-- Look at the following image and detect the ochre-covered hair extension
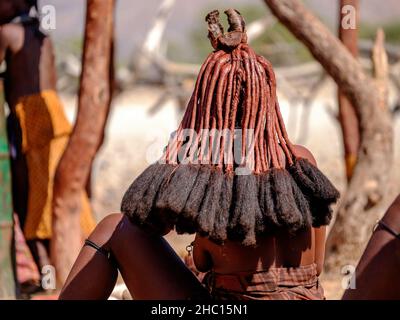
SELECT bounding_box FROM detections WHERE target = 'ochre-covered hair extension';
[121,9,340,246]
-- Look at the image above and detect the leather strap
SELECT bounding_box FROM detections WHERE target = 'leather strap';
[375,220,400,240]
[84,239,112,260]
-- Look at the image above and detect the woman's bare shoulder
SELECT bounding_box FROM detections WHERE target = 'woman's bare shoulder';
[293,144,317,167]
[0,23,24,52]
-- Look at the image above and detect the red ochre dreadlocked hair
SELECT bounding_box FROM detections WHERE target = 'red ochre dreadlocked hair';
[121,9,340,246]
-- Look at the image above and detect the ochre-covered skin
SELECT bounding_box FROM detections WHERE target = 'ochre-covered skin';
[121,9,339,246]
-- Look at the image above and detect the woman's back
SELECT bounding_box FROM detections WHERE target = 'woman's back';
[198,229,313,272]
[194,225,325,274]
[193,226,326,300]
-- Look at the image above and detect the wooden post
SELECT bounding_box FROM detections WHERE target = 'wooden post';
[51,0,115,287]
[0,81,16,299]
[338,0,360,181]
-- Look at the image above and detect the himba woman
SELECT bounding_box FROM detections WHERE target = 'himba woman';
[60,9,340,300]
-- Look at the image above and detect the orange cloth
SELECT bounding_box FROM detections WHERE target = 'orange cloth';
[345,154,357,180]
[15,90,96,240]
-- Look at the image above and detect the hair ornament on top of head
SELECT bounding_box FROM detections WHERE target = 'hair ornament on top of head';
[121,9,340,246]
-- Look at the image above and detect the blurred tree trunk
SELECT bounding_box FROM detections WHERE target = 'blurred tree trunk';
[338,0,360,181]
[51,0,115,287]
[85,21,115,199]
[263,0,393,272]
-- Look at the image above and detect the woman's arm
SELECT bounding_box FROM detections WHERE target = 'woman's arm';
[295,145,327,275]
[192,234,212,272]
[314,226,326,276]
[342,194,400,299]
[0,26,9,63]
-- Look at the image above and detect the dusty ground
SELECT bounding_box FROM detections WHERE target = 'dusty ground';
[60,82,400,300]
